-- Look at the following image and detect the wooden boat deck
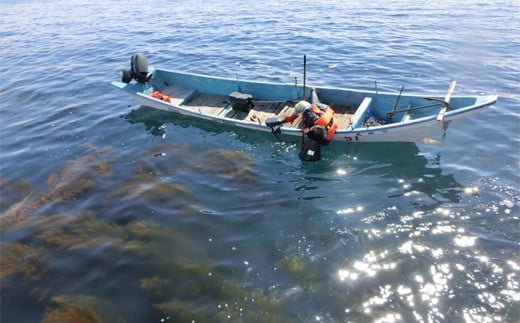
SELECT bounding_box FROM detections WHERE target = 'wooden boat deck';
[175,90,356,129]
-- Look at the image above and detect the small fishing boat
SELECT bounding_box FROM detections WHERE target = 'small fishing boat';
[111,54,497,144]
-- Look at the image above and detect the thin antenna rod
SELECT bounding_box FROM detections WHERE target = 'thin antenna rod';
[303,55,307,100]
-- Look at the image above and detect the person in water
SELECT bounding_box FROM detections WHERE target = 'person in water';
[282,98,338,143]
[264,89,338,161]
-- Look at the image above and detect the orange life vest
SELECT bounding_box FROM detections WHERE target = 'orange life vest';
[150,90,171,103]
[305,104,338,141]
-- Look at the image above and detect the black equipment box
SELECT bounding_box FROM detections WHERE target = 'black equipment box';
[229,92,253,112]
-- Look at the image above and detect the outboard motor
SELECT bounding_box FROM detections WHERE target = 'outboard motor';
[121,54,152,84]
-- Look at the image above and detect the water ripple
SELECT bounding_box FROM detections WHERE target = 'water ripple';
[1,0,519,322]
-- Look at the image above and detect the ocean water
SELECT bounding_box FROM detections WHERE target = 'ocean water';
[1,0,519,322]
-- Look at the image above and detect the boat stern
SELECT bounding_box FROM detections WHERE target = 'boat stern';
[111,80,151,95]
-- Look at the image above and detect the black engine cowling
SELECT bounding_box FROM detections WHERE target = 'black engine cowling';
[121,54,151,84]
[131,54,149,83]
[121,69,133,83]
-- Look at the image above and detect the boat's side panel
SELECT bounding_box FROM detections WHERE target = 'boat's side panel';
[333,119,442,142]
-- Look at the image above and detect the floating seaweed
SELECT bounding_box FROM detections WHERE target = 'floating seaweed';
[41,294,121,323]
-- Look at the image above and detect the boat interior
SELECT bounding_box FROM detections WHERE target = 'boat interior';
[160,84,373,130]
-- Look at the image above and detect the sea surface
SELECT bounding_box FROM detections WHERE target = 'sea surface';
[1,0,519,322]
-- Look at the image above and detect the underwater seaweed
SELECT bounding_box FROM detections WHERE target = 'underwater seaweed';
[33,215,201,266]
[140,276,174,300]
[42,303,103,323]
[276,256,306,273]
[142,257,291,322]
[42,152,111,202]
[153,299,209,322]
[118,221,206,261]
[124,221,170,242]
[0,148,112,231]
[116,182,190,201]
[41,294,121,323]
[0,177,33,211]
[0,194,35,231]
[128,141,192,180]
[276,256,319,286]
[0,242,48,295]
[196,149,258,182]
[36,215,119,251]
[0,242,47,282]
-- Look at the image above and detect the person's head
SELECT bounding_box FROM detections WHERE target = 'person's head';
[308,125,326,142]
[294,100,311,114]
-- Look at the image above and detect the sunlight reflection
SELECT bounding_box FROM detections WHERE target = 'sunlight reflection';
[455,263,466,271]
[337,250,396,282]
[333,179,517,322]
[502,280,520,302]
[399,240,428,255]
[363,285,392,312]
[431,224,456,234]
[338,269,358,281]
[464,186,480,195]
[435,207,452,216]
[337,205,364,215]
[400,211,425,223]
[463,307,502,322]
[479,292,505,310]
[375,312,403,323]
[454,234,477,247]
[507,260,520,271]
